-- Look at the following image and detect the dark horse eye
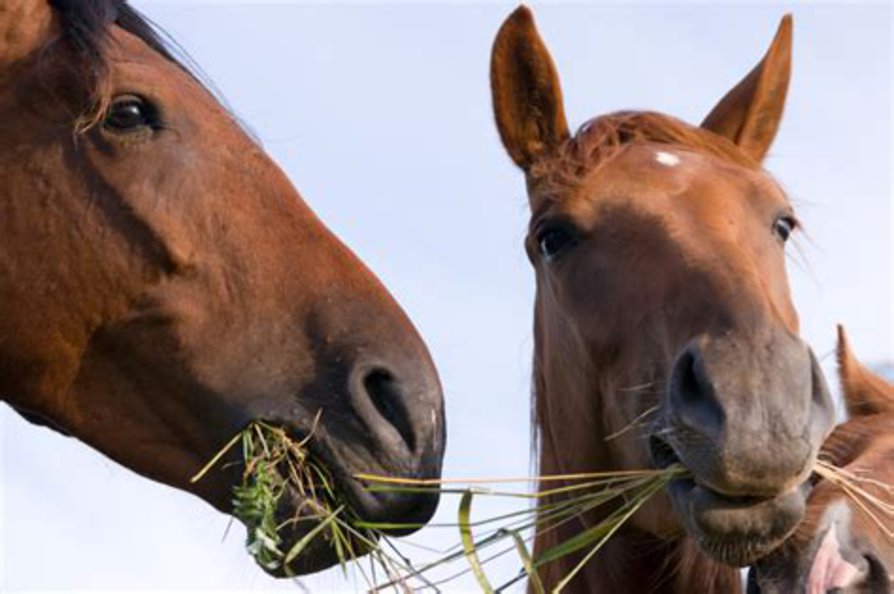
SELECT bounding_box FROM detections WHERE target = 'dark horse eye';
[537,225,578,262]
[104,96,158,132]
[773,216,797,243]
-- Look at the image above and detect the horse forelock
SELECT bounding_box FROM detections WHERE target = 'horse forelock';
[526,111,759,206]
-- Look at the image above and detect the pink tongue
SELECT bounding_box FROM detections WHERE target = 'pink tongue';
[807,526,862,594]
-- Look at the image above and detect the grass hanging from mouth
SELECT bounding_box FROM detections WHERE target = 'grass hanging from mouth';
[193,420,691,591]
[356,465,688,592]
[190,416,422,582]
[813,459,894,539]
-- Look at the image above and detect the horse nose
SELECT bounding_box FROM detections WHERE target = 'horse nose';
[668,345,725,438]
[345,360,443,529]
[348,360,443,466]
[664,332,835,496]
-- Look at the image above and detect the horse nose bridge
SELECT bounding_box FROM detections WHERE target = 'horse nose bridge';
[674,330,811,418]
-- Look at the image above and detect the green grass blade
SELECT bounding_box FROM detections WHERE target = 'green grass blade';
[459,489,495,594]
[505,528,545,594]
[189,431,242,483]
[283,505,344,567]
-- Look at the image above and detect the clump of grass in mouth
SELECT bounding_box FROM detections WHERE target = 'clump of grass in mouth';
[191,418,398,580]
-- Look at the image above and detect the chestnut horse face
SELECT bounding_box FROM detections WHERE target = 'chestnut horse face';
[748,327,893,593]
[491,6,835,572]
[0,1,444,575]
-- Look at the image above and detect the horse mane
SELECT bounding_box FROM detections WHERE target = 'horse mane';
[46,0,203,130]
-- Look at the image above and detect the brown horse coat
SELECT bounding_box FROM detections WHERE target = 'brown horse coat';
[491,7,837,592]
[1,0,444,576]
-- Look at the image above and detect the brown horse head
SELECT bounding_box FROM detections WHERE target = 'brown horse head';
[0,0,444,575]
[491,6,835,588]
[749,326,894,594]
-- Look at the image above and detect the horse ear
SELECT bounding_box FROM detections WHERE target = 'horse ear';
[490,5,570,171]
[701,15,792,163]
[0,2,55,66]
[837,325,894,417]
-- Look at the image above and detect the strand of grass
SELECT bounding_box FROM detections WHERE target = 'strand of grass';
[389,478,652,591]
[366,467,681,590]
[817,460,894,499]
[362,473,656,503]
[833,481,893,539]
[441,475,658,565]
[407,482,639,564]
[832,466,894,494]
[604,405,660,441]
[369,549,414,594]
[459,489,496,593]
[326,516,442,592]
[356,467,672,487]
[283,506,344,575]
[427,541,521,590]
[190,431,243,483]
[814,465,893,538]
[392,493,613,593]
[358,473,662,534]
[357,485,608,532]
[550,478,665,593]
[370,520,525,591]
[815,463,894,515]
[375,537,441,592]
[505,528,545,594]
[434,504,618,593]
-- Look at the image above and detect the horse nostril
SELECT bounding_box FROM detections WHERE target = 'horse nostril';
[362,369,417,453]
[669,347,724,434]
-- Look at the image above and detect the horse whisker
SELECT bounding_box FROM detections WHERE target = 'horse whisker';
[605,405,661,441]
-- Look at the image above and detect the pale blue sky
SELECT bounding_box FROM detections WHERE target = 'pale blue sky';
[1,2,890,592]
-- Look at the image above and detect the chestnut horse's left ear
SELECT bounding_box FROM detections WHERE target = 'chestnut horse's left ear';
[701,15,792,163]
[837,325,894,417]
[490,6,570,171]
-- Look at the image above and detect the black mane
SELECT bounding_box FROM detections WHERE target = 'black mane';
[49,0,180,71]
[46,0,214,129]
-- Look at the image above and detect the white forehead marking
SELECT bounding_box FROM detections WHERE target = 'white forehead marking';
[654,151,681,167]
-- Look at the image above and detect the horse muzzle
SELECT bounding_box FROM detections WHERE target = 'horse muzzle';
[650,328,836,566]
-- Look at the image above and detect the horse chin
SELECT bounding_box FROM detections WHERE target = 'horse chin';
[666,477,808,567]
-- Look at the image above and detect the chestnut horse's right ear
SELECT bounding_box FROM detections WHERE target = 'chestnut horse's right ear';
[837,325,894,418]
[701,15,793,163]
[490,6,570,171]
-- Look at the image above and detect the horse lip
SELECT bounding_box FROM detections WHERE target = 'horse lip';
[667,478,807,567]
[276,425,439,535]
[652,431,809,566]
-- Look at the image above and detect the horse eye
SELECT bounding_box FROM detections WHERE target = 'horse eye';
[538,225,577,262]
[773,216,797,243]
[104,96,158,132]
